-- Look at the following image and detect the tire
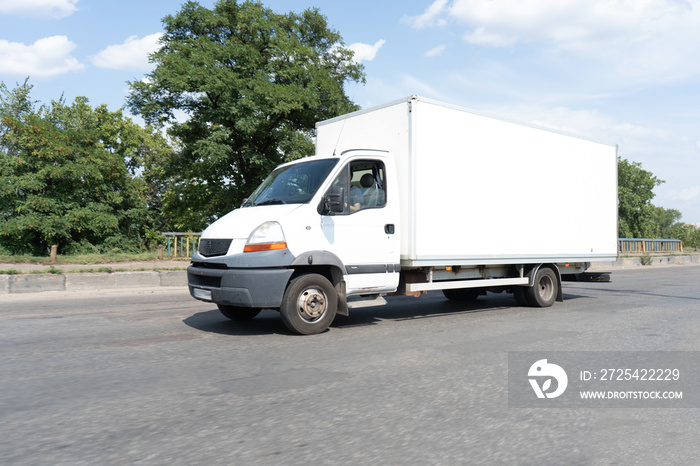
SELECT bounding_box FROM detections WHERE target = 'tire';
[280,274,337,335]
[442,288,480,302]
[217,304,262,321]
[525,267,558,307]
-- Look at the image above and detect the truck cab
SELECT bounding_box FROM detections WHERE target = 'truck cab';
[188,150,400,334]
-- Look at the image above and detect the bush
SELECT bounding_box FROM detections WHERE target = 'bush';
[1,80,173,256]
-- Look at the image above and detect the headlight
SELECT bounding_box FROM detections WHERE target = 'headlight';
[243,221,287,253]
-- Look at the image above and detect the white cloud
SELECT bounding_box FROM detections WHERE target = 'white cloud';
[404,0,449,29]
[493,104,612,137]
[678,187,700,202]
[663,185,700,203]
[446,0,694,49]
[484,103,675,151]
[464,27,518,47]
[348,39,386,63]
[400,75,449,101]
[425,44,447,57]
[349,73,449,104]
[0,36,83,77]
[91,33,162,71]
[408,0,700,84]
[0,0,78,18]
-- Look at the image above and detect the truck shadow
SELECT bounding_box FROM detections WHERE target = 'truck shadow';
[573,286,700,301]
[183,291,592,336]
[333,293,547,329]
[183,309,290,336]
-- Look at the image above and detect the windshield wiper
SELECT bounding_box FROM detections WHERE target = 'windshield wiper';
[255,198,287,206]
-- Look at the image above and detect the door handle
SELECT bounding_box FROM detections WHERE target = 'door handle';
[385,224,395,234]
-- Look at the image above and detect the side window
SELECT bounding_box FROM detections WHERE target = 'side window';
[330,160,386,214]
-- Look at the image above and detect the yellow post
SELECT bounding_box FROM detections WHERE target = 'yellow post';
[186,235,190,258]
[174,236,178,258]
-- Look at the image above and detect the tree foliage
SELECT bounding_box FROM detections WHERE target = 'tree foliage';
[617,157,664,238]
[667,222,700,249]
[7,0,700,260]
[127,0,365,231]
[0,80,173,254]
[617,157,700,247]
[650,205,682,238]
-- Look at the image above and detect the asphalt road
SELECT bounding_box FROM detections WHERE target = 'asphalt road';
[2,266,700,465]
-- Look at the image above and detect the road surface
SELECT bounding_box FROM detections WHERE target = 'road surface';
[2,266,700,465]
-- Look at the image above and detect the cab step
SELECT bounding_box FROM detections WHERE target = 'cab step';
[347,294,387,309]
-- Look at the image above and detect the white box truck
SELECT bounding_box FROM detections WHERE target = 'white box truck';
[188,95,618,334]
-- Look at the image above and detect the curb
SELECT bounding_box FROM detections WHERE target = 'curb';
[1,270,187,295]
[590,254,700,270]
[2,254,700,296]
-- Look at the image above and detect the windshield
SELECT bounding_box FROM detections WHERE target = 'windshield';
[243,158,339,207]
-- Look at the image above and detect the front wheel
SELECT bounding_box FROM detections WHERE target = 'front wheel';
[525,267,558,307]
[280,274,337,335]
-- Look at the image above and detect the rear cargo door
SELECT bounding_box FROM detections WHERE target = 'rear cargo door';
[320,159,400,294]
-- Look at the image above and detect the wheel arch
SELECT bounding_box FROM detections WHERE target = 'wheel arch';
[524,263,563,302]
[290,251,349,315]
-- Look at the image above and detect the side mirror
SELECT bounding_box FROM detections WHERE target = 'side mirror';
[320,186,344,214]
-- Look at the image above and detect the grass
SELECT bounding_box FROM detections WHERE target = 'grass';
[3,265,188,276]
[28,266,63,275]
[0,251,190,266]
[0,252,190,275]
[640,255,654,266]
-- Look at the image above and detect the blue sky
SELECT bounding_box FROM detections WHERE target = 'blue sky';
[1,0,699,224]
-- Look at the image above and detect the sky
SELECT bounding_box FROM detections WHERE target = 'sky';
[1,0,699,225]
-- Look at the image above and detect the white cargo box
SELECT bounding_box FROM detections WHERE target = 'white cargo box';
[316,96,618,266]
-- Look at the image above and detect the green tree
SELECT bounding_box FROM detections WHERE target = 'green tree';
[127,0,365,231]
[0,79,35,121]
[617,158,700,247]
[667,222,700,249]
[650,205,682,238]
[0,81,172,254]
[617,157,664,238]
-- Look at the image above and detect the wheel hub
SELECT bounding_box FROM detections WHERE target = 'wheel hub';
[538,276,554,300]
[297,288,326,321]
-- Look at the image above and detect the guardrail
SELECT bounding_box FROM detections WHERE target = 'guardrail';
[619,238,683,253]
[159,233,683,257]
[161,232,201,258]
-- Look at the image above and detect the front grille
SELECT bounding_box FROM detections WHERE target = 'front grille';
[198,238,232,257]
[191,261,228,269]
[189,274,222,288]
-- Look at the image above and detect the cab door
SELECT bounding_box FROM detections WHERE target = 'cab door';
[320,158,399,294]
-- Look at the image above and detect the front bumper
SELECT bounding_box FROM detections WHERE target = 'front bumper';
[188,266,294,308]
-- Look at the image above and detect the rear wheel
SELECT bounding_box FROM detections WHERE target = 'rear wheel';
[280,274,337,335]
[525,267,558,307]
[443,288,480,302]
[217,304,262,321]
